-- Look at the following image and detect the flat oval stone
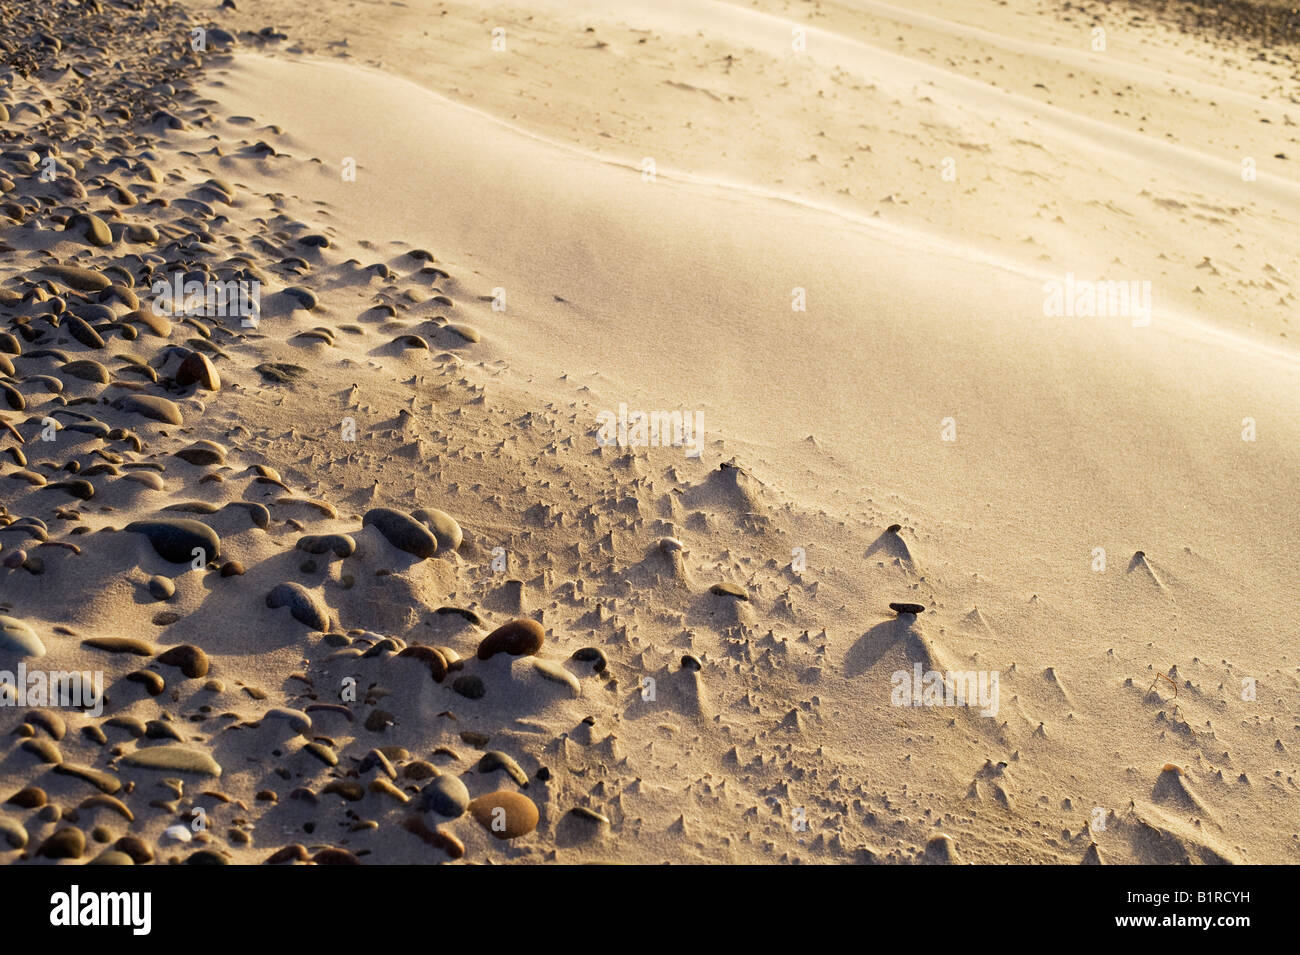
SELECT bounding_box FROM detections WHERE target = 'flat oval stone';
[83,636,155,656]
[173,440,226,466]
[531,659,581,697]
[477,618,544,660]
[62,358,110,382]
[266,582,331,630]
[478,750,529,786]
[122,745,222,777]
[0,616,45,658]
[889,602,925,615]
[468,791,539,840]
[112,394,183,425]
[709,583,748,600]
[412,507,463,552]
[363,507,437,559]
[65,314,105,349]
[125,518,220,564]
[31,264,111,292]
[67,213,112,247]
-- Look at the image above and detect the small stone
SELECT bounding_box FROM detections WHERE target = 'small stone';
[0,817,27,849]
[0,615,45,658]
[468,790,539,839]
[38,827,85,859]
[147,575,175,601]
[477,618,544,660]
[156,645,209,679]
[420,773,470,818]
[176,351,220,391]
[6,786,46,808]
[890,602,925,615]
[126,670,165,696]
[571,647,608,672]
[122,745,222,777]
[125,518,220,564]
[478,751,529,787]
[83,636,154,656]
[21,738,61,764]
[709,583,748,600]
[67,213,112,246]
[303,742,338,766]
[363,507,438,559]
[173,440,226,466]
[53,765,123,795]
[397,645,448,683]
[114,836,154,864]
[531,659,581,697]
[112,393,184,425]
[411,507,463,552]
[266,582,331,630]
[452,675,485,699]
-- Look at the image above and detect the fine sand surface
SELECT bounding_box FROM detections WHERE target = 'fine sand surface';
[0,0,1297,864]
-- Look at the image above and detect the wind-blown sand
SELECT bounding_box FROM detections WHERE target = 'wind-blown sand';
[0,0,1296,864]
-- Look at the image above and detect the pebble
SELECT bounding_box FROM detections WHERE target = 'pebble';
[709,582,748,600]
[890,602,926,615]
[420,773,470,818]
[571,647,608,672]
[31,264,110,292]
[0,817,27,850]
[477,618,544,660]
[262,708,312,735]
[88,850,136,865]
[176,351,220,390]
[83,636,155,656]
[266,582,331,630]
[531,659,582,697]
[0,615,46,658]
[468,791,539,840]
[156,644,209,678]
[26,708,66,740]
[122,745,222,777]
[112,393,184,424]
[53,764,123,794]
[125,518,221,564]
[147,575,175,600]
[114,836,153,864]
[296,533,356,558]
[362,507,438,559]
[67,212,112,246]
[6,786,47,808]
[173,440,226,466]
[411,507,463,552]
[21,738,62,764]
[401,816,465,858]
[397,644,448,682]
[303,741,338,766]
[478,751,529,787]
[452,675,485,699]
[38,827,85,859]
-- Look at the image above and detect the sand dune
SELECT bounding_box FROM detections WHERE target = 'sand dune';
[0,0,1296,865]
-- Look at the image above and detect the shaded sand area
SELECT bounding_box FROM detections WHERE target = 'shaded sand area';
[0,0,1297,864]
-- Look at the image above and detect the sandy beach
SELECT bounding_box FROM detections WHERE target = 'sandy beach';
[0,0,1297,867]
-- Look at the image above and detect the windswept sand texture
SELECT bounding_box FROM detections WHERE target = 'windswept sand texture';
[0,0,1297,865]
